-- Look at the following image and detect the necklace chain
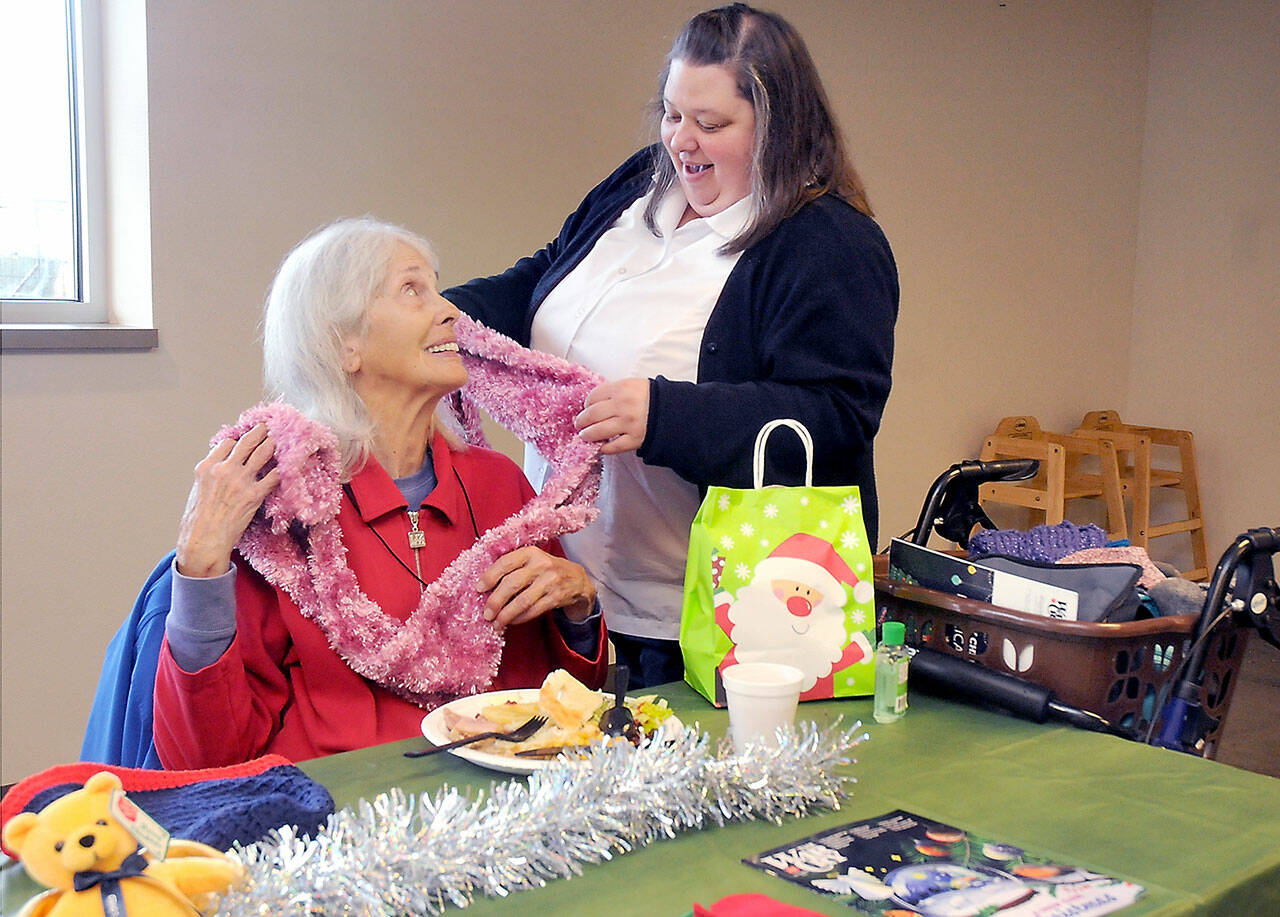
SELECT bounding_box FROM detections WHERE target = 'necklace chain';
[338,472,480,595]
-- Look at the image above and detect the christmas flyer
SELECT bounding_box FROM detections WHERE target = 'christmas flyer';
[744,809,1144,916]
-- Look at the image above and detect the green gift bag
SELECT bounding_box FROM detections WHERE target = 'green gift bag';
[680,419,877,706]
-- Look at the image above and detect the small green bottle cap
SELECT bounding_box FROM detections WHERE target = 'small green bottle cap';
[882,621,905,645]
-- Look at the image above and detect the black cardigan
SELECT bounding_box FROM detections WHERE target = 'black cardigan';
[444,147,898,546]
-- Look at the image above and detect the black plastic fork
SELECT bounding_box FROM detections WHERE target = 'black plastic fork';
[404,714,548,758]
[599,664,638,739]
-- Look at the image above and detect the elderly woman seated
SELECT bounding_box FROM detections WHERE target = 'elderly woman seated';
[153,218,606,768]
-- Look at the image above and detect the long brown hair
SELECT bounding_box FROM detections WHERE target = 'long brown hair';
[644,3,871,254]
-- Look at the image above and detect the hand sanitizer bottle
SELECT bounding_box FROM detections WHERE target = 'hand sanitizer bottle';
[873,621,909,724]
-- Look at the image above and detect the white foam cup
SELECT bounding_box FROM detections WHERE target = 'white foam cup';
[720,662,804,749]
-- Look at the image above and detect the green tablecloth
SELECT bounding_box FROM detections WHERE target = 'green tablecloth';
[4,685,1279,915]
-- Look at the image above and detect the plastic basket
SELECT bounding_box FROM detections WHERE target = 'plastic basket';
[873,561,1248,758]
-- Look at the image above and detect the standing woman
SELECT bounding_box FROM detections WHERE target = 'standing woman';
[445,4,897,688]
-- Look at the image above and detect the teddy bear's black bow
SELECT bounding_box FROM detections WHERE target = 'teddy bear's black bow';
[72,846,148,892]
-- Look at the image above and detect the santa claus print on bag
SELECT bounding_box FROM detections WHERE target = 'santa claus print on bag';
[680,427,879,706]
[715,533,874,698]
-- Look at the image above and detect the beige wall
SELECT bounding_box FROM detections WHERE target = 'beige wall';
[2,0,1275,784]
[1128,0,1280,571]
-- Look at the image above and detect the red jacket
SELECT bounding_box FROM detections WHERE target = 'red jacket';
[154,433,606,768]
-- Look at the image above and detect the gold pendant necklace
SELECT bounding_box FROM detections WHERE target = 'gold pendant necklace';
[407,510,426,592]
[406,510,426,549]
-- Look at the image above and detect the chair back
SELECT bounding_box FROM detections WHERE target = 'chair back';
[80,552,175,768]
[992,415,1044,439]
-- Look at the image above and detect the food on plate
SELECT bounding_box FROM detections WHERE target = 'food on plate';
[440,669,673,757]
[540,668,604,728]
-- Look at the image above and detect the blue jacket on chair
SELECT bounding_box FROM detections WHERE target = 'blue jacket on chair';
[81,551,175,768]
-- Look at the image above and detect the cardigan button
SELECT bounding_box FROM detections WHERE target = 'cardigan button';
[705,342,719,354]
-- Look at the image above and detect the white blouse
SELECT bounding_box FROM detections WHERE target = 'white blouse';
[528,187,752,640]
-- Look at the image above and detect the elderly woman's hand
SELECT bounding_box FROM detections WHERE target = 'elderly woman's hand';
[575,378,650,455]
[176,424,281,578]
[477,547,596,631]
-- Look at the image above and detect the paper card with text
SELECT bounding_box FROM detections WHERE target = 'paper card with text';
[744,809,1143,915]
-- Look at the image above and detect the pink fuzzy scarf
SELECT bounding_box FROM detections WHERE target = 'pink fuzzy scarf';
[219,315,602,708]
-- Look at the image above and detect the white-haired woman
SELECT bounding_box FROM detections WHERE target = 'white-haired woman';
[154,218,605,769]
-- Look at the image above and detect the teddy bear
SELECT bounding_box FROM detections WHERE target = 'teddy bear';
[2,770,243,917]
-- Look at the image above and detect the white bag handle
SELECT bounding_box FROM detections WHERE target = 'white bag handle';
[752,419,814,489]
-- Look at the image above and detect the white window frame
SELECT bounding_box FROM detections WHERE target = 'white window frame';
[2,0,156,351]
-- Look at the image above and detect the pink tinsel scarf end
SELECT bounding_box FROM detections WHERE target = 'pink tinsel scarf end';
[214,403,344,533]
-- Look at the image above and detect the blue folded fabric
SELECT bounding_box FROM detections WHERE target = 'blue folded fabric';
[6,758,334,852]
[81,551,176,769]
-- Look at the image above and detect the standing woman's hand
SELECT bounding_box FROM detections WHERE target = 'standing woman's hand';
[575,378,650,455]
[176,424,281,578]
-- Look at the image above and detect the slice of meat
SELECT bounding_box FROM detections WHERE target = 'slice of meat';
[442,708,500,737]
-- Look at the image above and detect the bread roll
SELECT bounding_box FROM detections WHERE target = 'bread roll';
[539,669,603,729]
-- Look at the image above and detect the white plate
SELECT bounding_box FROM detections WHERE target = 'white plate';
[420,687,681,776]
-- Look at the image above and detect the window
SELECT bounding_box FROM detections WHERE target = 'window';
[1,0,155,349]
[2,0,97,321]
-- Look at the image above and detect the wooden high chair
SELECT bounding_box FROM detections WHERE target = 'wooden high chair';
[977,416,1129,541]
[1074,410,1210,580]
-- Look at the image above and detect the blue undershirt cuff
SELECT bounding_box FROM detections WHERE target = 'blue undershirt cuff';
[554,599,603,658]
[167,561,238,672]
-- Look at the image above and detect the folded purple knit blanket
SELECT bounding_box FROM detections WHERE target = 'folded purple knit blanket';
[968,521,1108,563]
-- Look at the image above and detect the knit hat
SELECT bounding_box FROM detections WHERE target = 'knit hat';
[1,755,334,857]
[752,533,874,606]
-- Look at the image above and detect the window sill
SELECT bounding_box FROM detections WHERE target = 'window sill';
[1,324,159,352]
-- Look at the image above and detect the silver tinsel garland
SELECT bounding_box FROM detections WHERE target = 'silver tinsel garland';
[209,720,865,916]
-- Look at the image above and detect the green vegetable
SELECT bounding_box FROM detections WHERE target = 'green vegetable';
[627,696,674,735]
[589,694,674,736]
